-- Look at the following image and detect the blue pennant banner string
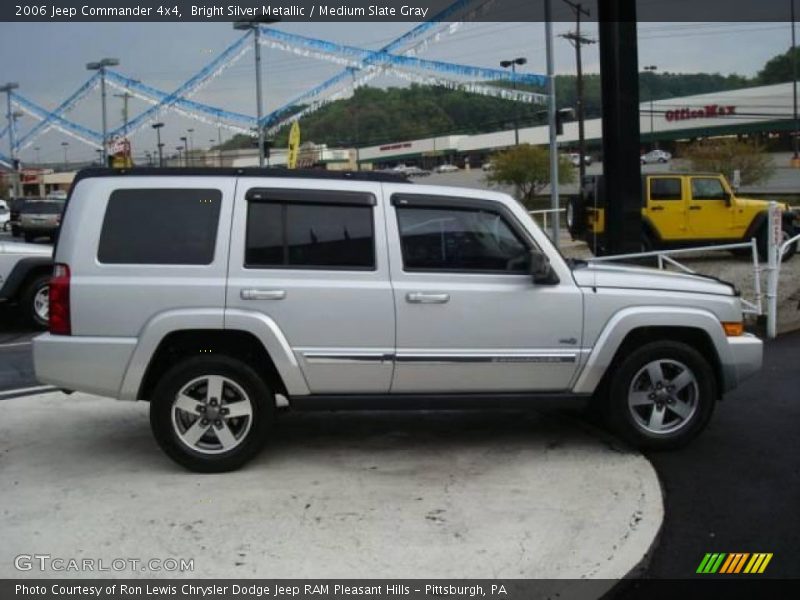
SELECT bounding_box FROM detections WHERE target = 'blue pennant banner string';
[15,73,101,152]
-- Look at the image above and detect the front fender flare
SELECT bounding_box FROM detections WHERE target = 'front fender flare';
[572,306,731,394]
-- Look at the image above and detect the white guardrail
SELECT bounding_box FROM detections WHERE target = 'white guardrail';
[565,201,797,339]
[529,208,566,232]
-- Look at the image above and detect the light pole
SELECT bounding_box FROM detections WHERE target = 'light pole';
[210,139,218,166]
[644,65,658,149]
[0,82,20,198]
[180,136,189,167]
[234,17,280,167]
[175,147,183,166]
[61,141,69,171]
[151,122,164,167]
[187,128,194,166]
[86,58,120,165]
[500,57,527,145]
[560,0,596,183]
[113,90,133,136]
[34,146,41,165]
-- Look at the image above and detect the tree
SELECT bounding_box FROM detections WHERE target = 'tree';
[680,138,775,186]
[757,47,800,85]
[485,144,575,203]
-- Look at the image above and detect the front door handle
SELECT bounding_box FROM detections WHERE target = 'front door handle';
[650,206,664,211]
[241,289,286,301]
[406,292,450,304]
[689,206,702,211]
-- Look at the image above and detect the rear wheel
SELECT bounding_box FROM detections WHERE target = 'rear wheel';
[149,356,274,472]
[605,341,716,450]
[757,224,797,262]
[20,273,50,329]
[23,232,34,243]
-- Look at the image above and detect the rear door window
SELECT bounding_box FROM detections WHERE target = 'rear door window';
[649,178,682,201]
[98,188,222,265]
[245,189,376,270]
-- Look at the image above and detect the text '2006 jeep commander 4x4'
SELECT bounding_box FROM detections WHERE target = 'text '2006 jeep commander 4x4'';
[34,168,763,472]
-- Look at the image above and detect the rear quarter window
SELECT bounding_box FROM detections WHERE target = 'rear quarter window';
[97,188,222,265]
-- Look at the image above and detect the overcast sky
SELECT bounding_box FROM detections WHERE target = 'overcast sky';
[0,21,792,164]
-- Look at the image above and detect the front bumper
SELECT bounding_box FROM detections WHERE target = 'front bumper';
[722,333,763,391]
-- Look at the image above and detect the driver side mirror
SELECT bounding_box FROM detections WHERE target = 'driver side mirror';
[530,250,559,285]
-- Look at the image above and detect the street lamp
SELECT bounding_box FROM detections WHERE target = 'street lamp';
[644,65,658,149]
[61,141,69,171]
[186,128,194,166]
[234,17,280,167]
[175,146,183,166]
[86,58,120,165]
[34,146,41,165]
[151,122,164,167]
[0,82,20,197]
[179,136,188,167]
[499,57,527,145]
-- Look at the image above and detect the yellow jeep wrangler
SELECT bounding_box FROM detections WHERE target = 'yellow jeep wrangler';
[567,173,799,260]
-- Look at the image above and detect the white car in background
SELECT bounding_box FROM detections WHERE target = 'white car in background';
[434,164,460,173]
[0,240,53,328]
[565,153,592,168]
[641,149,672,164]
[0,200,10,231]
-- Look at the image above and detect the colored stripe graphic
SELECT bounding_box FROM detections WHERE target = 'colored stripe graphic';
[719,553,749,573]
[697,553,727,573]
[744,553,773,574]
[698,552,773,574]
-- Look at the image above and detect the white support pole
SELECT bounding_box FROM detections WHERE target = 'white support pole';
[766,201,781,339]
[544,0,560,246]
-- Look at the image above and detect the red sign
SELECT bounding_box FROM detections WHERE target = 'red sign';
[665,104,736,122]
[379,142,412,152]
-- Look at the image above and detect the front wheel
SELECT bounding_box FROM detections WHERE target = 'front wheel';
[605,341,716,450]
[150,356,274,472]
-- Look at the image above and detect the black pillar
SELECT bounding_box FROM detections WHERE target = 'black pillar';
[598,0,642,255]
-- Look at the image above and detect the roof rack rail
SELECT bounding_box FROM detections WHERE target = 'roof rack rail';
[71,167,411,185]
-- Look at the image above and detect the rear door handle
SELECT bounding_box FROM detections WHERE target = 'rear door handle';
[689,206,702,211]
[650,206,664,211]
[406,292,450,304]
[241,289,286,301]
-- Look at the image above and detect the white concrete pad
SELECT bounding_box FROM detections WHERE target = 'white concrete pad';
[0,393,663,580]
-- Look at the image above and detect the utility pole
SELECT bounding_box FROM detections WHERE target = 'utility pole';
[151,122,164,167]
[86,58,120,165]
[559,0,595,183]
[792,0,799,165]
[545,0,560,245]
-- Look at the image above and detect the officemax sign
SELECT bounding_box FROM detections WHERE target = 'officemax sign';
[665,105,736,122]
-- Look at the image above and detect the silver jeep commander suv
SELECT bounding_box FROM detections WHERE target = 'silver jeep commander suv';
[34,168,763,472]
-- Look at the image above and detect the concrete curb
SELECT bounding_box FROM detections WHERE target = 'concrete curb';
[0,393,664,582]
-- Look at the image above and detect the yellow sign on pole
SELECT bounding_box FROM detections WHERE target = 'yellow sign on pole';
[287,121,300,169]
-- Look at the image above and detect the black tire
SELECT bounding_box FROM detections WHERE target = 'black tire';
[23,232,34,243]
[149,355,275,472]
[756,224,797,262]
[20,273,50,330]
[566,195,587,238]
[605,341,716,450]
[11,224,19,237]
